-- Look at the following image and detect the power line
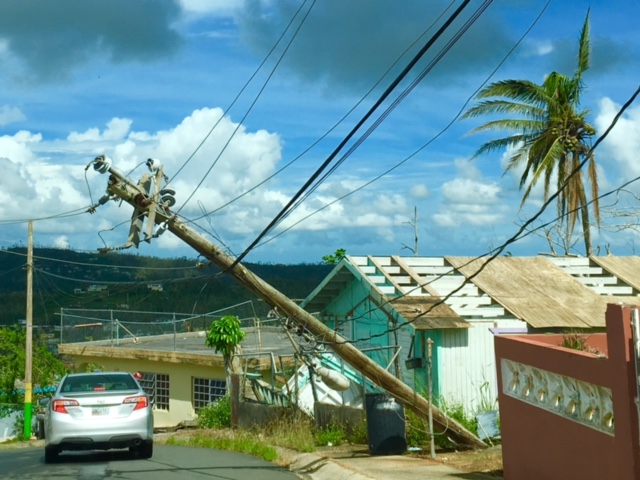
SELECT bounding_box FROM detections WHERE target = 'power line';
[0,248,202,271]
[0,205,94,225]
[254,0,551,249]
[171,0,318,216]
[329,82,640,345]
[230,0,480,267]
[271,0,494,232]
[186,1,459,224]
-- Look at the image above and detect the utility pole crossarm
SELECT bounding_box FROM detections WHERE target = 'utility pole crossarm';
[90,156,485,448]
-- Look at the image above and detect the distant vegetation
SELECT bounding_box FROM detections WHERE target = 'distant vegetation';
[0,247,331,327]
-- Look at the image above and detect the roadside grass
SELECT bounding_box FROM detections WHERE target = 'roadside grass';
[163,430,279,462]
[158,413,318,466]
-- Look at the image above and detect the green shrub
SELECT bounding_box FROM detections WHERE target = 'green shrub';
[262,413,316,452]
[404,397,481,450]
[405,408,428,447]
[442,400,478,434]
[346,420,368,445]
[314,424,346,446]
[196,396,231,429]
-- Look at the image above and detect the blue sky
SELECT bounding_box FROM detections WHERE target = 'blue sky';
[1,0,639,264]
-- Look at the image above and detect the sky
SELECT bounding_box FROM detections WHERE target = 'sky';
[1,0,639,265]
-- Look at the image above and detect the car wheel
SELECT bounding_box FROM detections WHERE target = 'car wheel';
[44,446,59,463]
[131,441,153,459]
[36,420,45,440]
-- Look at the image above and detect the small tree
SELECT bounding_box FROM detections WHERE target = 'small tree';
[205,315,246,395]
[0,326,66,406]
[322,248,346,265]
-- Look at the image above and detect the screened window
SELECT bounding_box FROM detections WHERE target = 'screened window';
[192,378,226,412]
[138,373,170,411]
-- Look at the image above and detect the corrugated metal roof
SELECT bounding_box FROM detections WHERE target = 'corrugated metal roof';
[446,256,607,328]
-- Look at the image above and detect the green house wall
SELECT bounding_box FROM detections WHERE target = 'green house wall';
[413,330,442,399]
[319,276,396,373]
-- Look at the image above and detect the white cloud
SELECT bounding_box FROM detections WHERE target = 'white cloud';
[53,236,70,249]
[433,159,505,228]
[68,118,132,143]
[0,105,26,126]
[409,184,429,198]
[523,40,553,57]
[178,0,238,16]
[595,97,640,177]
[441,178,500,206]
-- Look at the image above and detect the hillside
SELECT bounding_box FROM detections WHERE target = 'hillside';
[0,247,332,327]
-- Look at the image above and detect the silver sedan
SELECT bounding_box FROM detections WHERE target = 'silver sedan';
[43,371,154,463]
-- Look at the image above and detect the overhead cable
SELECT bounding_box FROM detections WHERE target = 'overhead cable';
[172,0,318,216]
[186,0,458,223]
[230,0,478,267]
[255,0,551,249]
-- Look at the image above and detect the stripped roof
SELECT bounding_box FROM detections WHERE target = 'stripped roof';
[301,258,471,330]
[590,256,640,292]
[303,255,640,330]
[446,256,608,328]
[390,296,471,330]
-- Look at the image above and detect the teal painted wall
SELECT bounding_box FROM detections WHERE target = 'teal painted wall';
[320,277,393,371]
[413,330,442,399]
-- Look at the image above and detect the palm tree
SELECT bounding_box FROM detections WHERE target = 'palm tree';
[462,11,599,255]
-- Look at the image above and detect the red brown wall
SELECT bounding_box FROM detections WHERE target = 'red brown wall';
[495,304,640,480]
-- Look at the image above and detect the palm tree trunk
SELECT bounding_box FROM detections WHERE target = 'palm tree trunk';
[580,198,592,256]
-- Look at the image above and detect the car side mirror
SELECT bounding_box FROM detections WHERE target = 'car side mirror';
[39,397,51,407]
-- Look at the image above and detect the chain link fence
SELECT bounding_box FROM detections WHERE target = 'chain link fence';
[56,301,280,348]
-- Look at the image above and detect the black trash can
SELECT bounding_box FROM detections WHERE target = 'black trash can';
[365,393,407,455]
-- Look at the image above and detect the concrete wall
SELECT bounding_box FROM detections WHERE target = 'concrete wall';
[495,304,640,480]
[230,373,365,433]
[314,403,365,434]
[68,354,226,428]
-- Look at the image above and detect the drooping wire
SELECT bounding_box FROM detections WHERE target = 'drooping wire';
[171,0,318,216]
[331,83,640,345]
[255,0,551,249]
[229,0,479,268]
[272,0,494,231]
[185,0,458,224]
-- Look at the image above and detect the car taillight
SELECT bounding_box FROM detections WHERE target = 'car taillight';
[52,399,79,414]
[123,395,148,411]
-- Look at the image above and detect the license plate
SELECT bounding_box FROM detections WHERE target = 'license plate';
[92,407,109,416]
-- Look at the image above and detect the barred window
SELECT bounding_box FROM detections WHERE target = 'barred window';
[138,373,170,411]
[192,377,227,412]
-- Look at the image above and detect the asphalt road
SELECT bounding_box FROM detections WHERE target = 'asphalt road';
[0,444,300,480]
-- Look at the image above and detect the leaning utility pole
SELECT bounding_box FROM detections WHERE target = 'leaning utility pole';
[89,156,485,448]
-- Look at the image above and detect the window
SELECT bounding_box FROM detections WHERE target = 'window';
[61,373,138,392]
[192,377,226,412]
[138,373,170,411]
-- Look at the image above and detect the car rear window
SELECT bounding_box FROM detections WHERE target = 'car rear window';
[61,374,138,393]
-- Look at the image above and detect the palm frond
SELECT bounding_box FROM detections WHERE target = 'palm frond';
[475,79,549,107]
[468,118,545,136]
[460,12,599,255]
[474,135,526,157]
[587,152,600,227]
[576,10,591,82]
[461,100,545,120]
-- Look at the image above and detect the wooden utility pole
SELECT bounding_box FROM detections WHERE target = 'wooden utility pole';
[91,156,485,448]
[24,220,33,439]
